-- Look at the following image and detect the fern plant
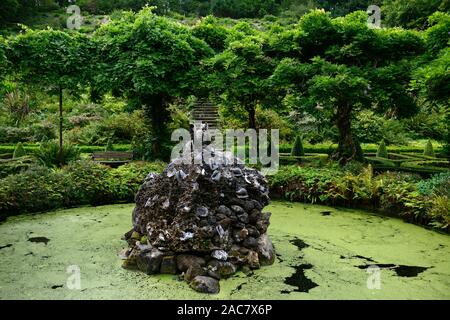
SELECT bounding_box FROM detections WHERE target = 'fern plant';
[36,140,80,168]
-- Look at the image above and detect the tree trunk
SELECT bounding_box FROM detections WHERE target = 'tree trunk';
[333,103,363,165]
[142,94,171,161]
[248,105,256,130]
[58,85,63,167]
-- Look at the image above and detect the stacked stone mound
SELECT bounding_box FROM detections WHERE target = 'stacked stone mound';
[120,150,275,294]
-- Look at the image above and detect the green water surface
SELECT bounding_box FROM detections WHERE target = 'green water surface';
[0,202,449,299]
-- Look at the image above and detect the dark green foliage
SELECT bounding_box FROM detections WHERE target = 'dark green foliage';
[0,124,56,144]
[270,10,425,164]
[0,156,36,178]
[94,8,213,160]
[0,165,67,214]
[268,165,449,231]
[12,142,26,158]
[0,0,56,27]
[383,0,450,30]
[36,140,80,168]
[192,16,229,52]
[417,172,450,196]
[291,135,305,156]
[211,0,278,18]
[376,140,388,158]
[316,0,379,17]
[424,140,435,157]
[0,160,165,216]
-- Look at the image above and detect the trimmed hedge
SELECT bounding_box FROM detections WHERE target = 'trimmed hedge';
[0,160,165,216]
[0,144,132,155]
[279,142,444,155]
[279,153,328,166]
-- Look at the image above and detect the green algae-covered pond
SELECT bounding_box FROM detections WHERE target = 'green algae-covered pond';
[1,201,449,300]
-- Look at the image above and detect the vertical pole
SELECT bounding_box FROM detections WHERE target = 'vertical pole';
[59,85,63,166]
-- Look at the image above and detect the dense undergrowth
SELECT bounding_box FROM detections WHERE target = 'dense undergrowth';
[0,161,165,217]
[0,159,448,233]
[269,165,450,232]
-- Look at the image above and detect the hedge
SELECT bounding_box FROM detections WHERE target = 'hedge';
[279,143,444,155]
[0,160,165,216]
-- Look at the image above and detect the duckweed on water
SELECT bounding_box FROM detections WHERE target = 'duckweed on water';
[0,202,449,299]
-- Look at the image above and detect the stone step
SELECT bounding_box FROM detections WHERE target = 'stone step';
[192,116,217,120]
[192,100,220,129]
[192,115,219,118]
[193,114,218,117]
[193,110,218,113]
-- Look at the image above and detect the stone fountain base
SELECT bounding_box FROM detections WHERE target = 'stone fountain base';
[119,146,275,294]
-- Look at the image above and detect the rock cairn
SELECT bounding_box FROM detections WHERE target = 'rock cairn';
[120,129,275,294]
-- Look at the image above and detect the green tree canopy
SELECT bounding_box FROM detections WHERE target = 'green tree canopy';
[383,0,450,30]
[7,28,92,165]
[206,27,278,129]
[93,8,213,159]
[270,10,425,164]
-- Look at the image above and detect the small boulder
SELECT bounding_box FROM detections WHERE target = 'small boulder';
[190,276,220,294]
[243,237,258,249]
[184,264,206,282]
[136,248,163,275]
[246,250,260,269]
[176,254,206,272]
[257,234,275,266]
[207,260,237,279]
[160,255,177,274]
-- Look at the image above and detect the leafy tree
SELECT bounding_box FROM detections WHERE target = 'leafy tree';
[0,36,8,96]
[0,0,55,26]
[7,29,91,166]
[211,0,279,18]
[425,11,450,54]
[206,24,278,129]
[376,140,388,158]
[316,0,380,17]
[93,8,213,160]
[192,16,230,52]
[270,10,425,164]
[383,0,450,30]
[412,13,450,158]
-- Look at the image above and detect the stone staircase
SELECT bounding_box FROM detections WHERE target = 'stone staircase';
[191,99,219,130]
